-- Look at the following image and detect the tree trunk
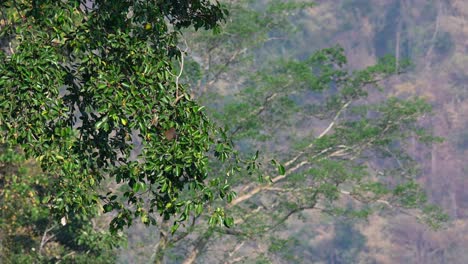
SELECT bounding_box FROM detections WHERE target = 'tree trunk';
[429,142,437,201]
[425,0,442,70]
[395,8,402,73]
[151,231,168,264]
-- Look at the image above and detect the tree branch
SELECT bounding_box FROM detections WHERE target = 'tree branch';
[206,48,247,89]
[266,191,319,232]
[231,92,279,136]
[171,38,189,105]
[224,241,246,264]
[284,100,351,167]
[339,189,392,208]
[39,223,56,255]
[182,235,211,264]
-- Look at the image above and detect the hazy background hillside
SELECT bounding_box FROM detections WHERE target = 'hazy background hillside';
[291,1,468,262]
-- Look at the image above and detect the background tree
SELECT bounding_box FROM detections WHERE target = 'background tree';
[128,1,448,263]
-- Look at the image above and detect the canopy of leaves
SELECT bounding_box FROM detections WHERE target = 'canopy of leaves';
[0,0,232,233]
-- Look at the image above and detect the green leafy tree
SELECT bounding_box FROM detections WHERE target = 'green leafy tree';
[0,0,237,238]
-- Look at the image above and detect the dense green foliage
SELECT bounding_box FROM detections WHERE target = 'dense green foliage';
[0,145,118,262]
[0,0,238,237]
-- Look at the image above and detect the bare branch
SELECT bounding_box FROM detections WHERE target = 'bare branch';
[39,223,56,255]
